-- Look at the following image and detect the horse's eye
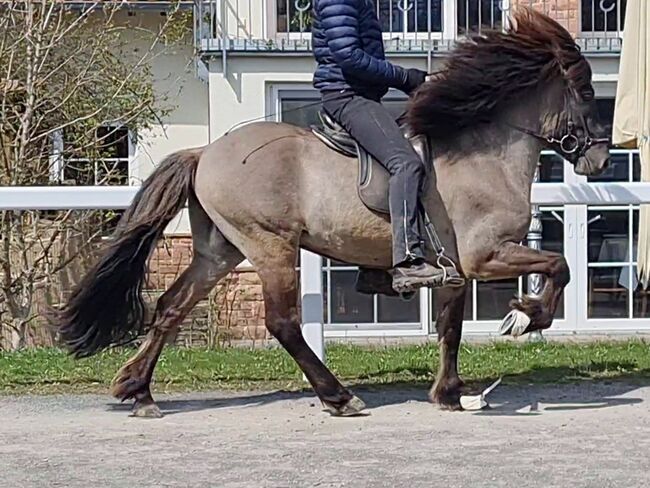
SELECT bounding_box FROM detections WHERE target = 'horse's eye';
[581,88,595,101]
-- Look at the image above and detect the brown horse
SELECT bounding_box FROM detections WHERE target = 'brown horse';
[57,9,610,418]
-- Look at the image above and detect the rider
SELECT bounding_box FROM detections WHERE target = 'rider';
[312,0,461,292]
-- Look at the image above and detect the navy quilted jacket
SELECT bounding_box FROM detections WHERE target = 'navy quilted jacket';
[312,0,409,100]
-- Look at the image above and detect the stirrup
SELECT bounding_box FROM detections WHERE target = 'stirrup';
[435,252,465,288]
[391,263,465,294]
[421,208,465,288]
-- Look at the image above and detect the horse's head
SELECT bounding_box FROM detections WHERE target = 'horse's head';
[540,58,611,177]
[406,8,612,177]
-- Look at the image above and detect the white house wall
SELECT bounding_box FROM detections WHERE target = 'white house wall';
[116,11,210,235]
[208,55,440,138]
[208,52,621,137]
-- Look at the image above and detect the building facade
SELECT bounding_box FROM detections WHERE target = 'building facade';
[107,1,647,341]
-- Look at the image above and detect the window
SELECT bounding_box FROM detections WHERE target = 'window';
[276,0,312,34]
[581,0,627,33]
[48,125,132,238]
[585,98,645,319]
[377,0,443,36]
[55,126,133,186]
[274,1,444,37]
[234,1,623,50]
[324,259,420,325]
[278,97,321,128]
[539,153,565,183]
[457,0,503,35]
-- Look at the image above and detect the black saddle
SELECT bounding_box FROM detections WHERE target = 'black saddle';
[311,111,430,214]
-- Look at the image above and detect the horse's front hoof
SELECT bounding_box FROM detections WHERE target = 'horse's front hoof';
[132,402,164,419]
[323,395,368,417]
[499,309,531,337]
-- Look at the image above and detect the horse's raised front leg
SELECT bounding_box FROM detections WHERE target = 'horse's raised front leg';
[474,242,570,336]
[430,284,468,410]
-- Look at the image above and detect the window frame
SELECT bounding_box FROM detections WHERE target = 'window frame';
[578,0,627,38]
[49,125,137,187]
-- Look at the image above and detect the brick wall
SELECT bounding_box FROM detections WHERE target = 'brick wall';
[146,237,268,345]
[515,0,580,36]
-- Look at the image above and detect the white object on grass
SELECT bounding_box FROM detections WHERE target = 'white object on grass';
[460,377,503,411]
[499,309,531,337]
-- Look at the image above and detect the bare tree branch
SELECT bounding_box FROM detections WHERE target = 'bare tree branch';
[0,0,187,349]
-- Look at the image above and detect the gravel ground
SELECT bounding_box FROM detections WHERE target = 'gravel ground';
[1,382,649,488]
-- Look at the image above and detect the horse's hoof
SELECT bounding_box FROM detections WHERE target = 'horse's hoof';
[499,309,531,337]
[430,383,464,411]
[324,395,368,417]
[430,392,463,411]
[131,403,163,419]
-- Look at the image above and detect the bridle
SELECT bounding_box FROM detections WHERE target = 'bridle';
[509,90,610,163]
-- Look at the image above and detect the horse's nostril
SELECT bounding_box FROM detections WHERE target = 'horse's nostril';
[603,157,611,170]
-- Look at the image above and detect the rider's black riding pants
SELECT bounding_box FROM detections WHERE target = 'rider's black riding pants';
[322,90,426,266]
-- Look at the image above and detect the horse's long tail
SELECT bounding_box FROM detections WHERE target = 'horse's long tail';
[57,148,202,358]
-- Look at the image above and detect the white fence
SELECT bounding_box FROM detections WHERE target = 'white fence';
[3,182,650,211]
[2,180,650,354]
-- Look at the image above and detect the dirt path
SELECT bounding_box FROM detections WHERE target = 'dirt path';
[1,383,649,487]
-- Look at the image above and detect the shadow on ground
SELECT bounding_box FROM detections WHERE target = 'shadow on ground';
[107,362,650,417]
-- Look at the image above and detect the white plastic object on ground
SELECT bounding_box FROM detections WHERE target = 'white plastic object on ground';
[460,377,503,411]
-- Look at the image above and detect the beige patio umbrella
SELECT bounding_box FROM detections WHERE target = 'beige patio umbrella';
[612,0,650,287]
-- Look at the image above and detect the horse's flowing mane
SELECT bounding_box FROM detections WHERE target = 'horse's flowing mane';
[407,8,592,139]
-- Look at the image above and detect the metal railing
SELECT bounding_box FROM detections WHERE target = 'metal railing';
[194,0,627,53]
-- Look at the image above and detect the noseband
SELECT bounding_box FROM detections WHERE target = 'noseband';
[510,92,610,162]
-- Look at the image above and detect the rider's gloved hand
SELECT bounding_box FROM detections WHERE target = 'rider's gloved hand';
[402,68,427,96]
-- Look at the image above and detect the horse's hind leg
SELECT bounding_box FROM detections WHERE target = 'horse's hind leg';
[474,242,570,336]
[430,284,467,410]
[112,199,243,418]
[250,237,365,416]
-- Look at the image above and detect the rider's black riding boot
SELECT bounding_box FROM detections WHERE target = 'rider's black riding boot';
[387,161,464,293]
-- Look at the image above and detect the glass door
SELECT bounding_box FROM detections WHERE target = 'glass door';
[575,149,649,332]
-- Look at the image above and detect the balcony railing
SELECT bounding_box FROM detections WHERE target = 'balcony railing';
[195,0,626,54]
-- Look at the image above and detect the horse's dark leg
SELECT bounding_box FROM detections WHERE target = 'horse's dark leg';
[111,249,240,417]
[430,284,467,410]
[255,246,365,416]
[112,197,244,418]
[475,242,569,334]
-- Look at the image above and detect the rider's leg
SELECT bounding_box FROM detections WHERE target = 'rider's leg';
[322,92,463,291]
